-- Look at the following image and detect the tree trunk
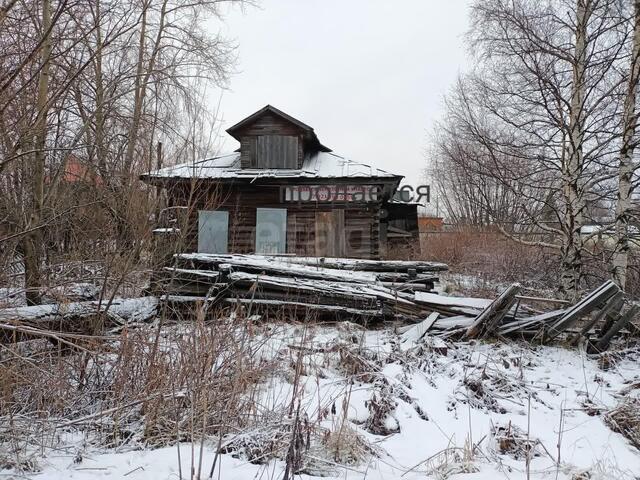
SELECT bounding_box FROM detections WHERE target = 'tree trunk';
[612,0,640,290]
[23,0,52,306]
[561,0,589,300]
[94,0,107,179]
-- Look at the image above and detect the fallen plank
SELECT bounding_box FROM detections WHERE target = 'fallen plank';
[546,281,620,341]
[588,303,640,353]
[413,292,491,317]
[375,272,438,283]
[219,260,379,283]
[222,298,384,318]
[571,291,625,345]
[429,315,476,330]
[401,312,439,343]
[464,284,522,339]
[498,309,566,335]
[178,254,379,283]
[0,297,158,343]
[163,267,222,280]
[265,255,449,273]
[0,297,157,325]
[227,271,377,300]
[226,270,418,308]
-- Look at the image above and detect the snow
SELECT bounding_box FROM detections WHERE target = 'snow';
[180,252,381,283]
[0,287,24,307]
[581,224,640,236]
[6,321,640,480]
[0,296,157,322]
[142,151,399,180]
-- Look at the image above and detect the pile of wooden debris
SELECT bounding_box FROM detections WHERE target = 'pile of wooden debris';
[0,254,636,353]
[160,253,638,352]
[160,253,446,319]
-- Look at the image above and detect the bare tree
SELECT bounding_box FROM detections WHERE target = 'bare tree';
[0,0,245,302]
[612,0,640,290]
[22,0,53,305]
[428,0,633,299]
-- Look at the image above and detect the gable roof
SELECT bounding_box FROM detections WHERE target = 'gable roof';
[141,151,402,184]
[226,105,331,152]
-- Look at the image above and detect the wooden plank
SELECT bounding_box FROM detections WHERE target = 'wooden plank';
[222,298,383,318]
[575,291,625,342]
[227,271,379,305]
[588,304,640,353]
[266,255,448,272]
[547,281,620,341]
[464,284,522,339]
[498,309,566,335]
[400,312,439,343]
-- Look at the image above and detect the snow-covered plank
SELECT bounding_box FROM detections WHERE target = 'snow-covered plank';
[429,315,475,330]
[548,281,620,340]
[0,297,157,322]
[414,292,492,309]
[227,271,417,307]
[400,312,439,343]
[266,255,448,273]
[163,267,221,279]
[498,309,566,335]
[465,284,522,339]
[179,253,378,283]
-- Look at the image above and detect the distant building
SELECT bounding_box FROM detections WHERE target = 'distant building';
[47,154,103,186]
[418,216,444,232]
[140,105,418,259]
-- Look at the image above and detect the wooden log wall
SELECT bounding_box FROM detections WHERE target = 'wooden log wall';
[168,181,383,259]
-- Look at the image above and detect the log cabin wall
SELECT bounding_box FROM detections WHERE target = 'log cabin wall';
[168,181,382,259]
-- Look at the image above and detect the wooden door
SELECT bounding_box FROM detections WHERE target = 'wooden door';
[315,210,345,257]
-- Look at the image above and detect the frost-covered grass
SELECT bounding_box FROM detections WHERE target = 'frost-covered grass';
[1,317,640,479]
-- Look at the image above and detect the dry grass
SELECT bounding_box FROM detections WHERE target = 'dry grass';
[0,308,277,470]
[418,226,640,300]
[604,398,640,450]
[0,306,386,476]
[420,227,559,295]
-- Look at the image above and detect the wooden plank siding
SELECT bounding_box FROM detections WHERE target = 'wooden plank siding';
[256,135,298,168]
[168,182,382,259]
[238,112,305,168]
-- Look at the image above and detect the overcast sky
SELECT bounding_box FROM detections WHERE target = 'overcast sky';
[211,0,471,185]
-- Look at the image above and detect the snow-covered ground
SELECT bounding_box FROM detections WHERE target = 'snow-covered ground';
[4,322,640,480]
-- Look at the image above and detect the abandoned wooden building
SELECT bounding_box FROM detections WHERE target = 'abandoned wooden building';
[141,105,419,259]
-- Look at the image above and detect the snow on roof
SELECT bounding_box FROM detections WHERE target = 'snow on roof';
[142,151,400,181]
[580,224,640,236]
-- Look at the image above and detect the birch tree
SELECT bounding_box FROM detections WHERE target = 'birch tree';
[612,0,640,290]
[429,0,632,299]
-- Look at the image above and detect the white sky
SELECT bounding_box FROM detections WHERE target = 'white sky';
[211,0,471,186]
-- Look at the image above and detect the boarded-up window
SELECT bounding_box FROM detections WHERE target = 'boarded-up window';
[256,208,287,254]
[198,210,229,254]
[254,135,298,168]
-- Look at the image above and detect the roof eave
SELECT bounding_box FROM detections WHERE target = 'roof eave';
[226,105,313,137]
[141,174,402,185]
